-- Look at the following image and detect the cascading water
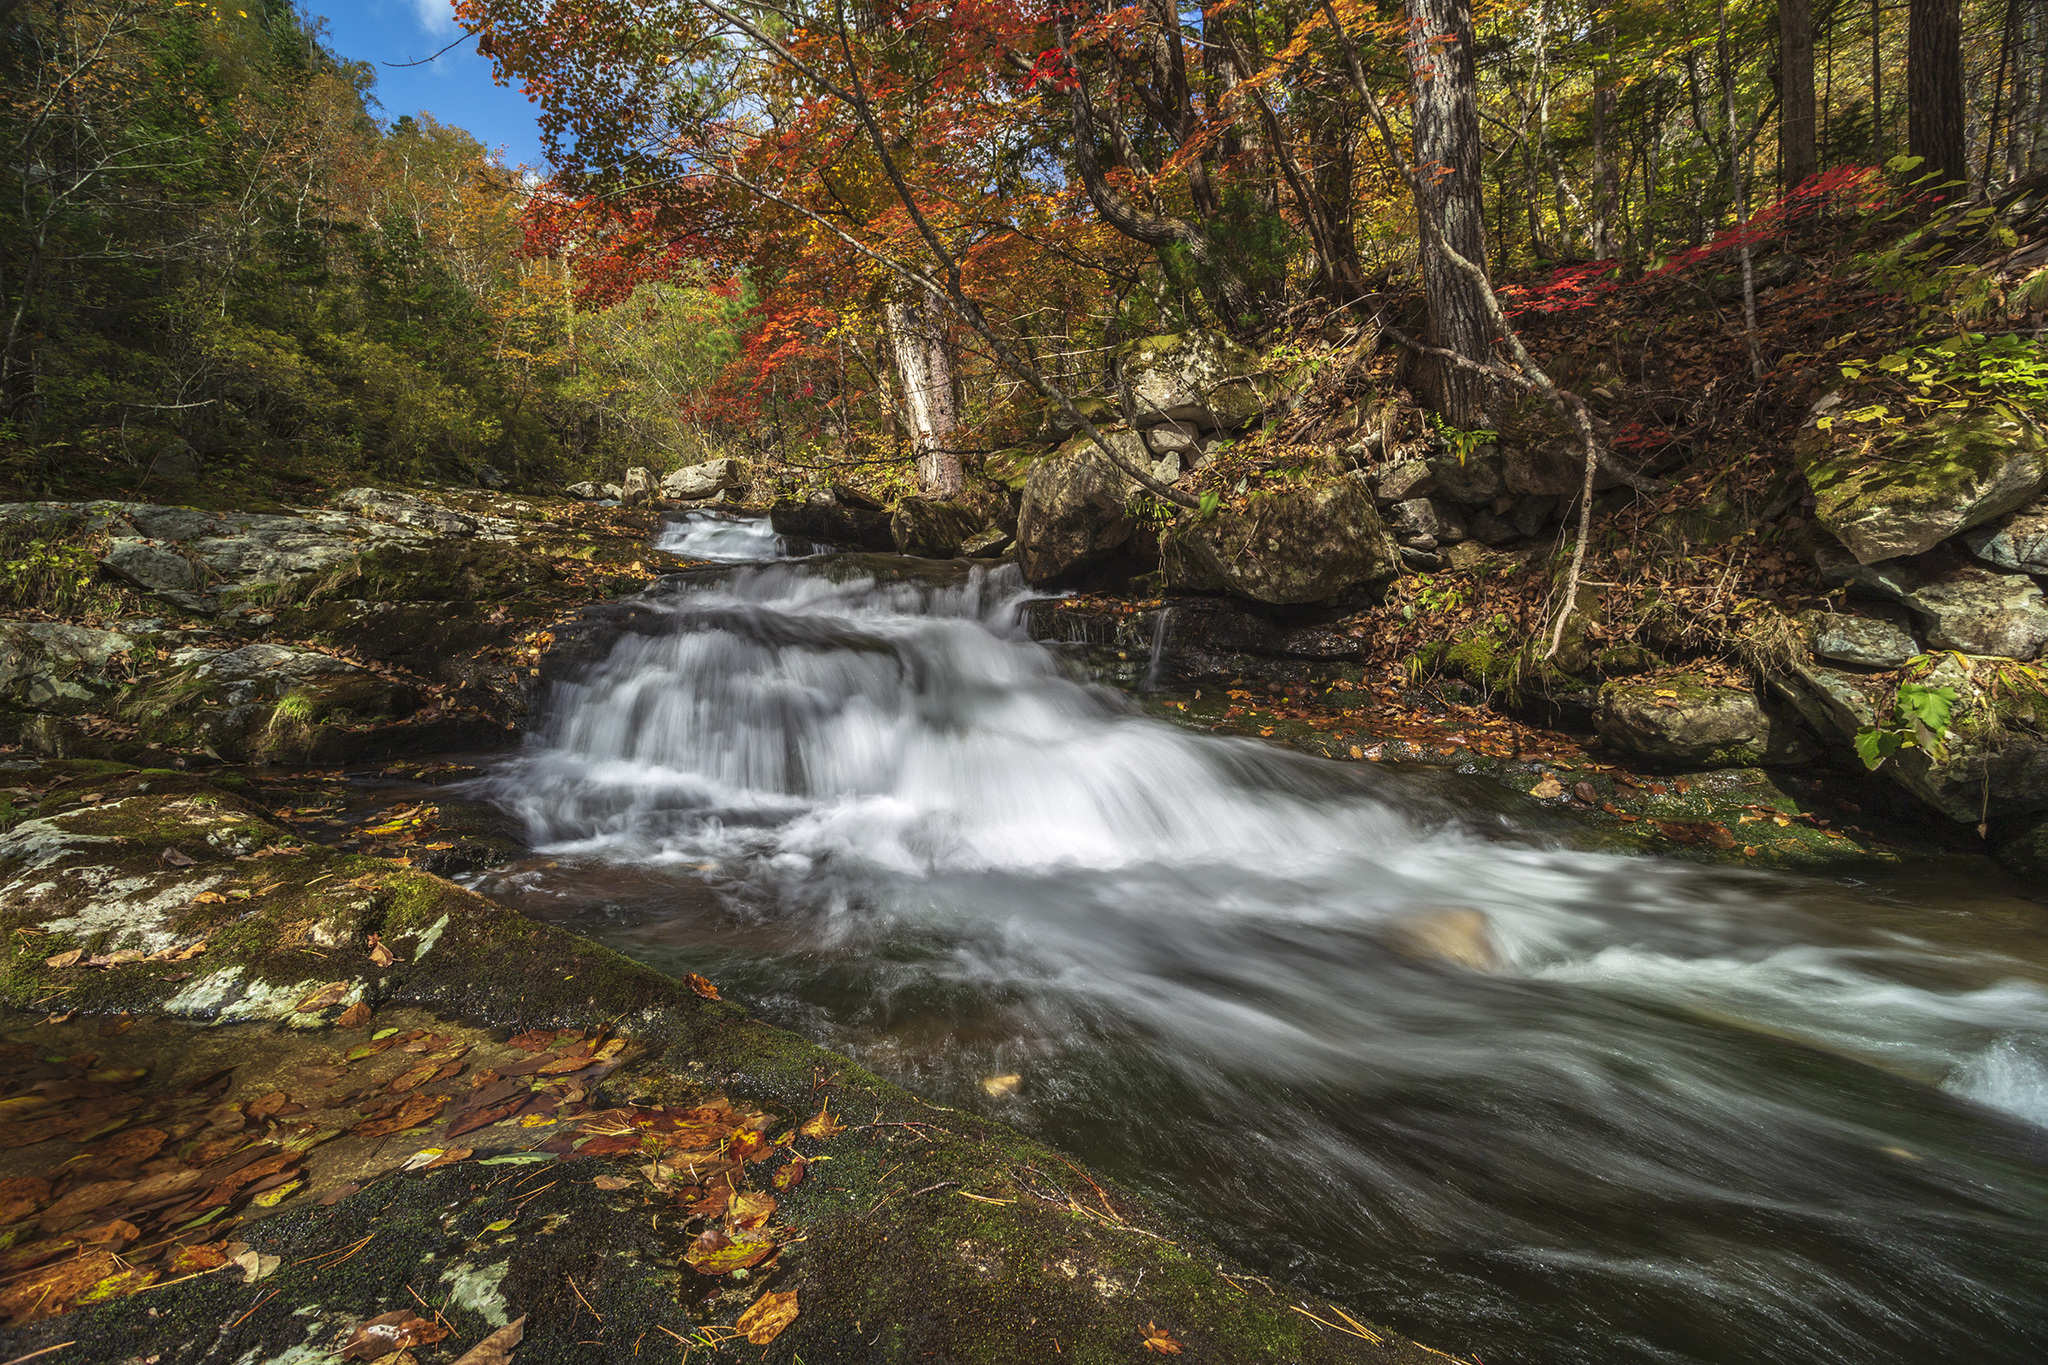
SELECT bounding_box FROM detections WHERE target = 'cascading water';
[477,530,2048,1365]
[654,507,803,561]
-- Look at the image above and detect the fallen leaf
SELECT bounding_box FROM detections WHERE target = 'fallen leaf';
[192,891,228,905]
[737,1288,799,1345]
[980,1073,1021,1097]
[1572,781,1598,805]
[295,981,353,1013]
[686,973,720,1001]
[448,1315,526,1365]
[246,1091,294,1118]
[592,1175,633,1191]
[799,1103,844,1141]
[1529,774,1564,800]
[160,847,198,867]
[367,933,398,968]
[149,941,208,963]
[684,1226,776,1275]
[44,948,83,969]
[1653,688,1679,698]
[336,1002,373,1029]
[350,1093,449,1138]
[730,1189,776,1229]
[341,1310,450,1360]
[232,1250,281,1283]
[1143,1322,1185,1354]
[771,1156,806,1191]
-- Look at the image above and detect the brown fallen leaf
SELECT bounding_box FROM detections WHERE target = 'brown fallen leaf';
[43,948,83,969]
[295,981,353,1013]
[341,1310,450,1361]
[246,1091,294,1119]
[149,941,208,963]
[771,1156,806,1191]
[1529,774,1564,800]
[737,1288,799,1345]
[160,847,198,867]
[1142,1322,1185,1354]
[685,973,721,1000]
[0,1177,50,1225]
[684,1226,776,1275]
[798,1103,844,1141]
[592,1174,634,1191]
[367,933,399,968]
[350,1093,449,1138]
[0,1249,121,1324]
[192,891,229,905]
[336,1001,373,1029]
[448,1315,526,1365]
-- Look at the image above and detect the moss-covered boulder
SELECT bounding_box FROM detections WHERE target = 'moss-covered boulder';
[889,497,985,558]
[1115,331,1271,431]
[0,764,1452,1364]
[1595,675,1818,768]
[1015,433,1149,586]
[1162,476,1398,605]
[0,622,147,713]
[1797,407,2048,565]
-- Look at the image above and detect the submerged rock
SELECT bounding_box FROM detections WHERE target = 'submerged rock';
[1386,908,1500,972]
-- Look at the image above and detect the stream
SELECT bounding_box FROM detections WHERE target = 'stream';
[470,508,2048,1365]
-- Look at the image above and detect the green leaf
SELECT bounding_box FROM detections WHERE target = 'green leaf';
[1853,726,1901,770]
[476,1151,556,1166]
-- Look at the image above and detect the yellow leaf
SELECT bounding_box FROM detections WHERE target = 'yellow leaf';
[799,1102,845,1140]
[737,1288,798,1344]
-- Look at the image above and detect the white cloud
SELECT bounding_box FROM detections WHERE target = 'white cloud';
[409,0,458,36]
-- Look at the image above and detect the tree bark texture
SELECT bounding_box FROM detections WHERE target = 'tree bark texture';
[1406,0,1494,426]
[1908,0,1967,192]
[1779,0,1820,188]
[884,292,962,497]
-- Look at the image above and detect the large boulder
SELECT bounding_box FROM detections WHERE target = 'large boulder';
[1015,432,1149,585]
[1115,331,1270,431]
[565,481,604,500]
[661,457,743,500]
[100,540,201,593]
[1161,475,1398,606]
[1389,497,1468,548]
[620,467,656,505]
[890,497,984,558]
[1373,459,1435,503]
[768,498,896,552]
[332,487,478,538]
[1595,676,1817,768]
[0,623,142,713]
[1797,407,2048,564]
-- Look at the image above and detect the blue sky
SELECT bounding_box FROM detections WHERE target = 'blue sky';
[299,0,550,170]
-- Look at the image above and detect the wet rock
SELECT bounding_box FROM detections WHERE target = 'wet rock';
[1962,498,2048,574]
[101,540,200,593]
[1802,611,1920,668]
[1374,459,1435,503]
[332,488,478,538]
[1160,476,1398,606]
[1386,908,1499,972]
[565,481,603,500]
[1797,406,2047,564]
[620,468,656,506]
[960,526,1014,558]
[768,499,895,552]
[890,497,984,558]
[1015,433,1147,585]
[1595,676,1817,768]
[661,458,744,500]
[1390,498,1467,546]
[1114,330,1269,430]
[1428,446,1504,504]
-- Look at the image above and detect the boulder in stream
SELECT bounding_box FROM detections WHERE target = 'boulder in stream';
[1162,475,1398,605]
[660,457,744,500]
[1015,432,1148,585]
[890,496,985,558]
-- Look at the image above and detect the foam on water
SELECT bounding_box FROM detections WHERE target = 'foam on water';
[479,547,2048,1364]
[654,508,796,561]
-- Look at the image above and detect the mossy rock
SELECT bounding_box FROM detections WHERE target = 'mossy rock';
[1161,477,1396,606]
[1797,406,2048,565]
[353,540,561,603]
[1595,674,1818,769]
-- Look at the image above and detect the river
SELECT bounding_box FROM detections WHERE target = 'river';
[470,508,2048,1365]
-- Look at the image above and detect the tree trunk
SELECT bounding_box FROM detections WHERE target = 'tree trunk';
[884,292,962,497]
[1908,0,1967,193]
[1406,0,1494,425]
[1780,0,1820,188]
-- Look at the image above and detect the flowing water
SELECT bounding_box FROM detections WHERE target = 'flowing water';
[475,518,2048,1365]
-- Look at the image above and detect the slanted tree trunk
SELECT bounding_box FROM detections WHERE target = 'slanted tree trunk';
[884,291,962,497]
[1908,0,1967,193]
[1780,0,1820,187]
[1406,0,1494,426]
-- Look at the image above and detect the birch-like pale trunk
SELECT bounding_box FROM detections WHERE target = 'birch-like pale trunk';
[884,292,962,497]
